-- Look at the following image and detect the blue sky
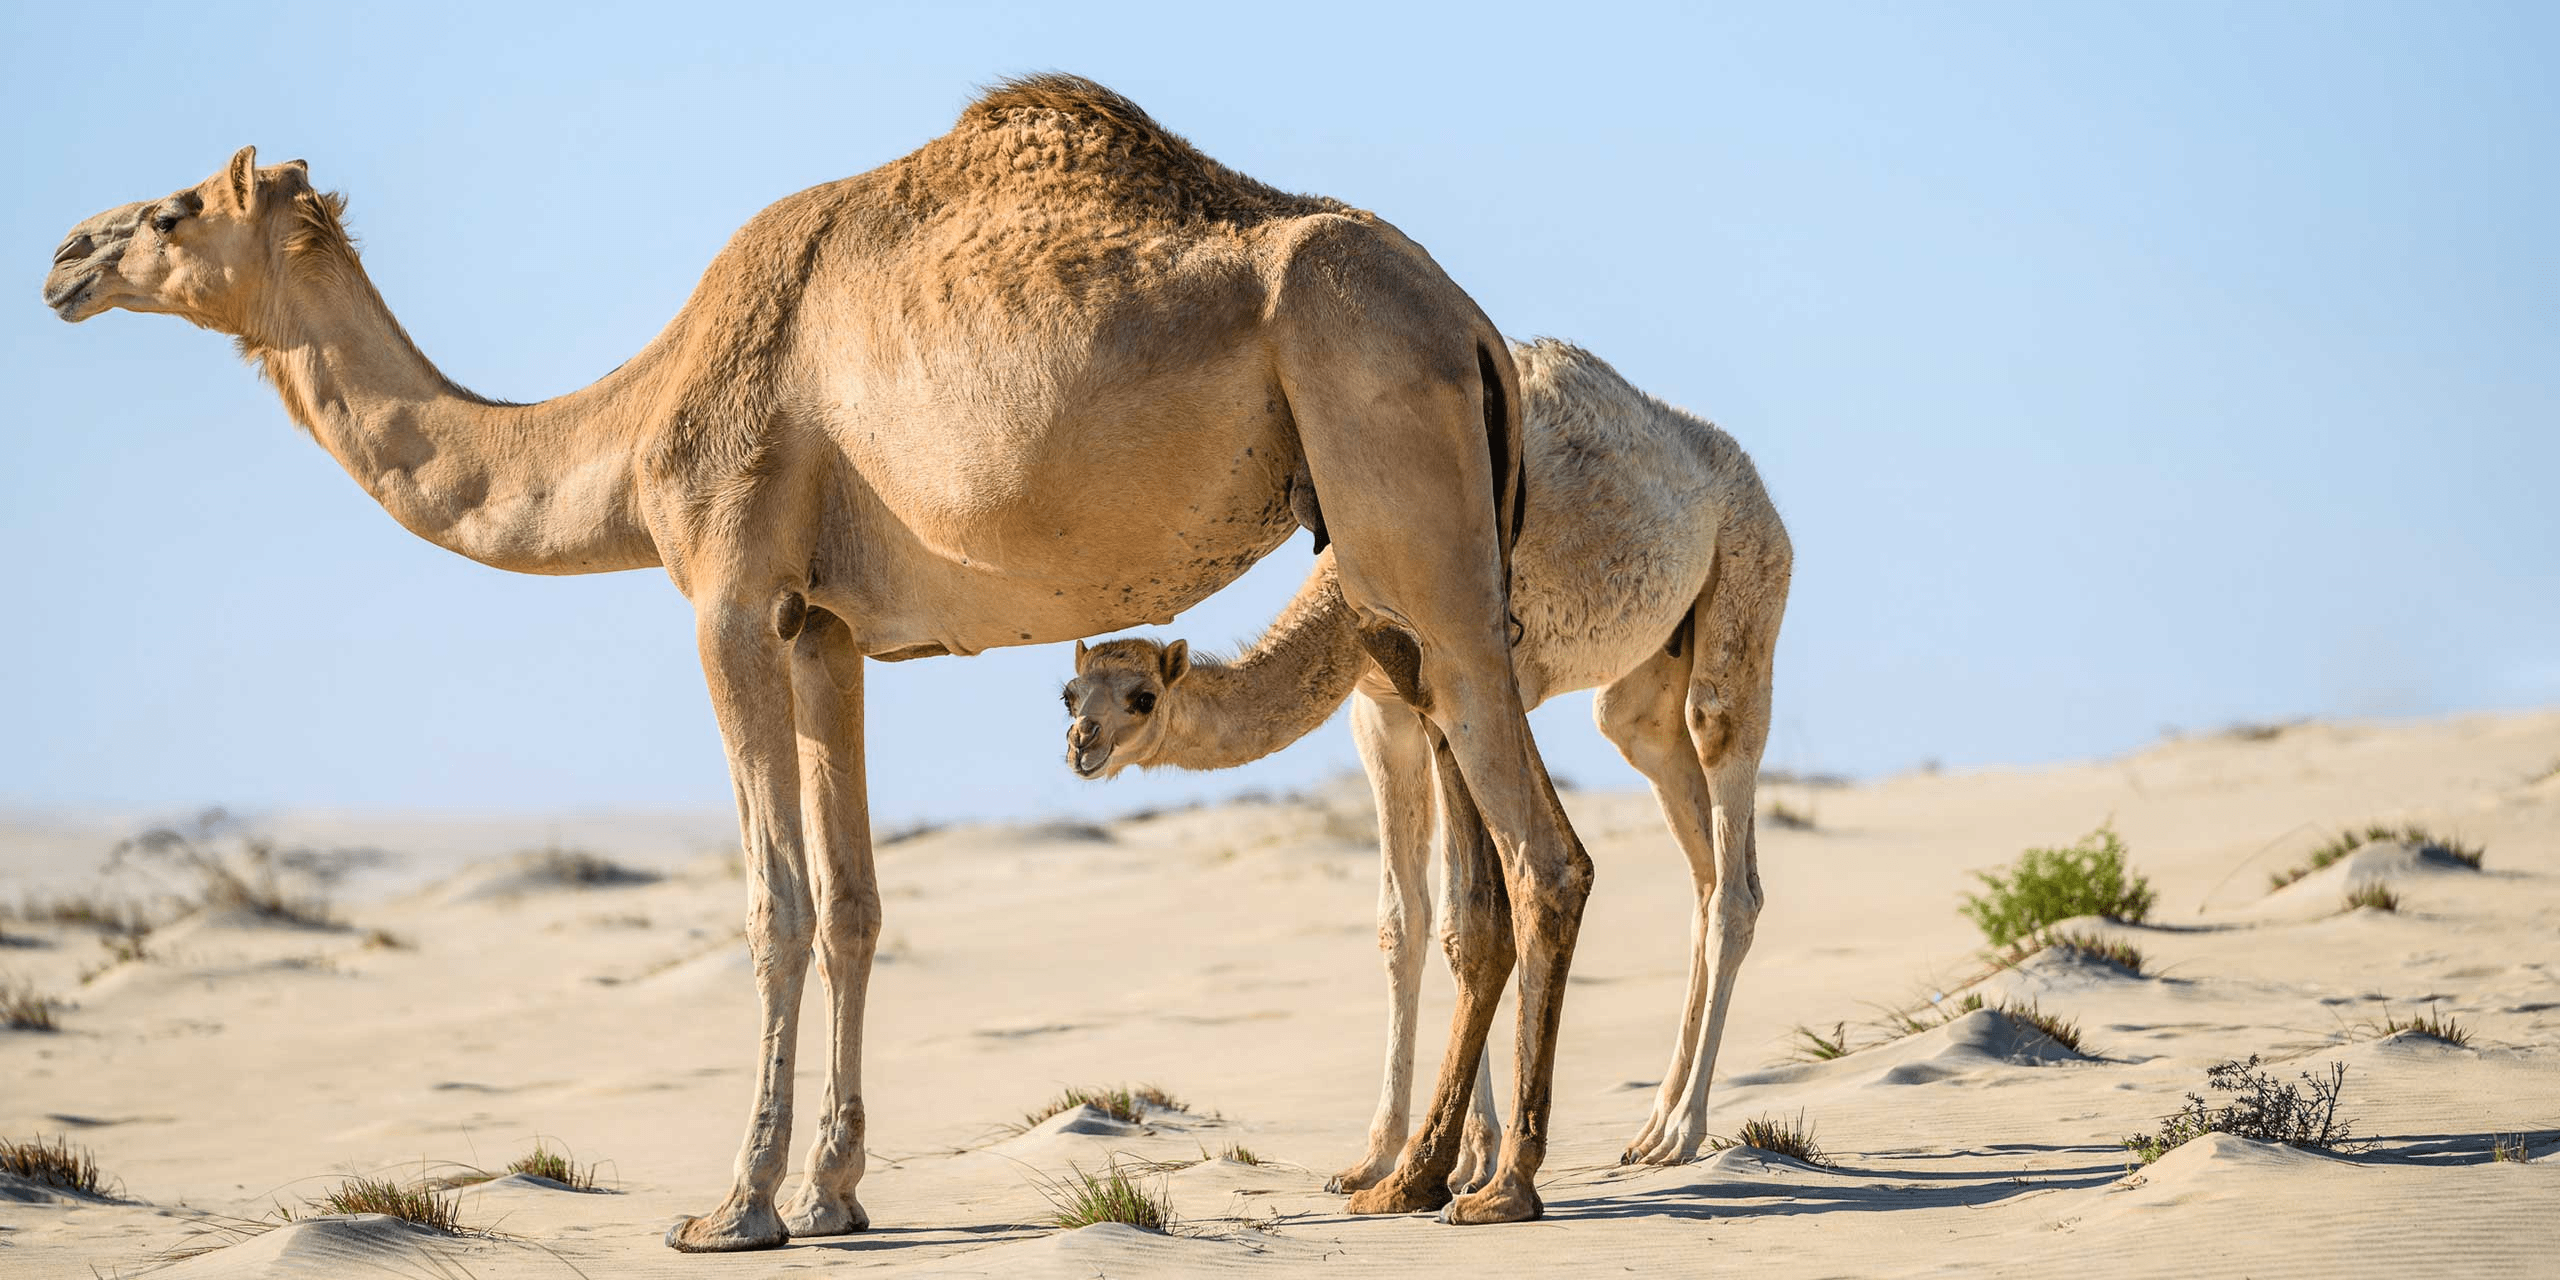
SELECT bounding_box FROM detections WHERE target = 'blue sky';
[3,2,2553,828]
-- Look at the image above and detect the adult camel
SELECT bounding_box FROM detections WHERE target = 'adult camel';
[39,76,1593,1247]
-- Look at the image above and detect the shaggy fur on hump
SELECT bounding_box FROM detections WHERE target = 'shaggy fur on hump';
[950,72,1345,224]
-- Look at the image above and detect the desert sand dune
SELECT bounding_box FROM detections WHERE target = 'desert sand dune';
[1,709,2555,1276]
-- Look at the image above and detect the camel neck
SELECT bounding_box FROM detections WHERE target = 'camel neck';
[1154,558,1368,771]
[241,250,666,576]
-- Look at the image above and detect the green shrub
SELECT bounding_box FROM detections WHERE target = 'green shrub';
[1961,824,2155,947]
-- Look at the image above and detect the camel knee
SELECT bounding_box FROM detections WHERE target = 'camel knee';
[1705,882,1759,955]
[816,882,882,953]
[746,893,818,967]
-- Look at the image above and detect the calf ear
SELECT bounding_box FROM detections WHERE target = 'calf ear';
[1074,639,1089,668]
[1160,639,1191,686]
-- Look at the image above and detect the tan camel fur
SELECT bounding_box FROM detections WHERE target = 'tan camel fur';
[1064,339,1792,1181]
[41,77,1596,1243]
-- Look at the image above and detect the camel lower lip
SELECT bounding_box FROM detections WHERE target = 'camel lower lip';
[46,279,92,319]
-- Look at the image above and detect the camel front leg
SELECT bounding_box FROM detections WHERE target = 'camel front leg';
[667,592,816,1253]
[781,610,879,1235]
[1329,695,1436,1195]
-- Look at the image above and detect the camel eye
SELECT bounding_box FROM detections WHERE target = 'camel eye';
[1059,687,1075,710]
[1130,691,1156,715]
[152,212,181,234]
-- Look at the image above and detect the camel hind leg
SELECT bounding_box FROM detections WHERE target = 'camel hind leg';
[1591,636,1719,1161]
[1268,220,1591,1225]
[1628,534,1788,1164]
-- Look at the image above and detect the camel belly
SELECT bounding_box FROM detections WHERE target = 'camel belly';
[815,381,1304,655]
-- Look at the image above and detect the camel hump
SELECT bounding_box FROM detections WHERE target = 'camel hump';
[962,73,1171,140]
[948,73,1342,225]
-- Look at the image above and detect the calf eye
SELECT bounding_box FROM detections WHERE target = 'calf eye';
[1130,692,1156,715]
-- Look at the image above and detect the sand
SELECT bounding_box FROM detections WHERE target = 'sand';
[3,710,2555,1277]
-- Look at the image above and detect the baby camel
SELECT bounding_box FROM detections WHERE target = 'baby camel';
[1063,339,1792,1184]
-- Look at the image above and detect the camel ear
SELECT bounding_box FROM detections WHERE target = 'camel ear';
[221,146,260,214]
[1160,639,1190,687]
[1073,638,1089,668]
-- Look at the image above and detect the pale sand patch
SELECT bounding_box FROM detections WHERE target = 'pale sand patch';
[0,709,2555,1276]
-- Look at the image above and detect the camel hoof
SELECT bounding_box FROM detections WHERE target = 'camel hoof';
[781,1188,870,1237]
[664,1200,789,1252]
[1438,1180,1542,1225]
[1345,1176,1454,1216]
[1326,1158,1393,1196]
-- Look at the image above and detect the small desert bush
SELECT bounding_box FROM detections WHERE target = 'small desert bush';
[1023,1083,1185,1129]
[1713,1112,1830,1167]
[1034,1159,1174,1231]
[2343,882,2400,913]
[0,1134,107,1194]
[1,977,56,1031]
[2490,1134,2530,1163]
[2371,1005,2470,1047]
[1765,800,1816,831]
[110,811,336,928]
[1962,823,2155,947]
[2122,1057,2362,1164]
[4,892,153,936]
[2046,929,2145,975]
[288,1177,463,1231]
[2271,823,2484,890]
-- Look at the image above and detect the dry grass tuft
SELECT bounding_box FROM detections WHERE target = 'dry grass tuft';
[1031,1159,1175,1231]
[1712,1112,1831,1166]
[1022,1083,1186,1129]
[289,1177,464,1231]
[504,1141,601,1190]
[2045,930,2145,975]
[0,1134,109,1195]
[2270,822,2484,890]
[1218,1143,1260,1166]
[1789,1021,1851,1062]
[2343,881,2401,913]
[1,976,57,1031]
[1998,999,2085,1054]
[2370,1005,2470,1047]
[2489,1133,2531,1163]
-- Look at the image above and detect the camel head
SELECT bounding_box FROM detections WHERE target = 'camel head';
[44,146,317,332]
[1061,637,1191,779]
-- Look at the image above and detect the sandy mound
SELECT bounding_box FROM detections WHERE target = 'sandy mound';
[150,1214,560,1280]
[2246,839,2481,920]
[429,849,660,905]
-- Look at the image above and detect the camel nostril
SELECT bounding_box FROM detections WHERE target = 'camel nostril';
[52,235,92,267]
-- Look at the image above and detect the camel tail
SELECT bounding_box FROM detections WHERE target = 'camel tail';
[1477,339,1527,601]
